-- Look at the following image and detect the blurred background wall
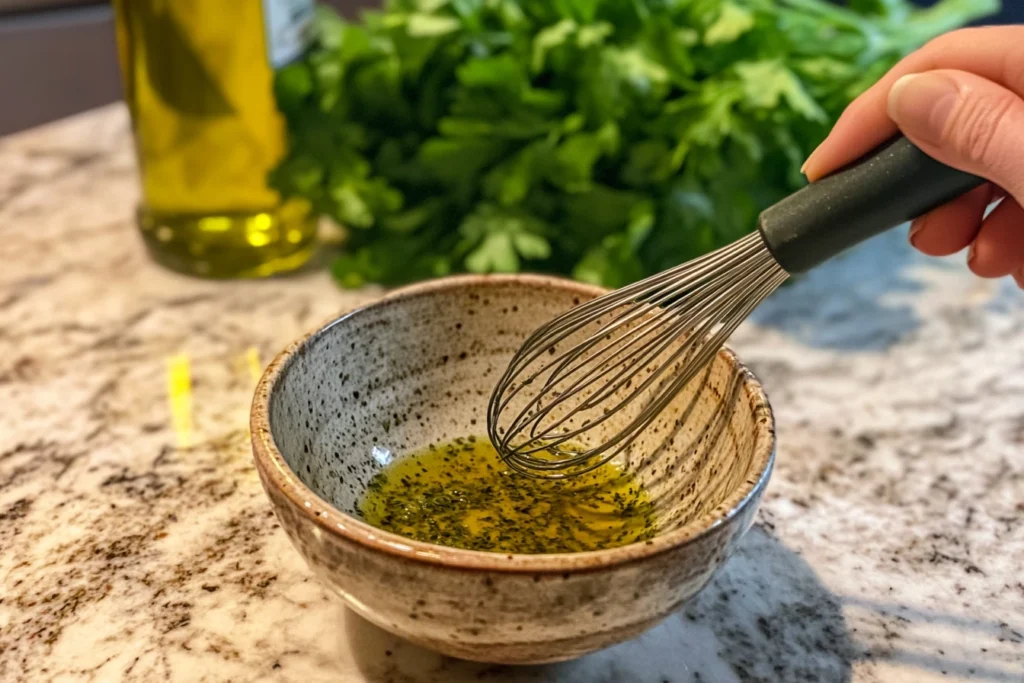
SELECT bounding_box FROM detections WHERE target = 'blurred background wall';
[0,0,1020,136]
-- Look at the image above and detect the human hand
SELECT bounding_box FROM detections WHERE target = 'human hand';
[802,26,1024,289]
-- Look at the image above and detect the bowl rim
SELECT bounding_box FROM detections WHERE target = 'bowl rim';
[250,273,775,573]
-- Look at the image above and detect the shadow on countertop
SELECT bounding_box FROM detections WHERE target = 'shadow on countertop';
[748,229,927,352]
[344,525,855,683]
[841,595,1024,682]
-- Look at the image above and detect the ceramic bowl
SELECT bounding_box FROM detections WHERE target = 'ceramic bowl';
[250,274,775,665]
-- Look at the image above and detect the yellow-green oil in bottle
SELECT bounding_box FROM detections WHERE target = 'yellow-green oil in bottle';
[359,437,658,554]
[112,0,317,278]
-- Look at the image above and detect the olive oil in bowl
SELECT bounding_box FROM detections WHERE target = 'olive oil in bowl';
[359,437,657,554]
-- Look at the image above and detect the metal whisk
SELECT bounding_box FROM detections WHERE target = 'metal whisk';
[488,136,985,477]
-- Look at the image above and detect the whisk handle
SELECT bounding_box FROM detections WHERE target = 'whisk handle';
[757,136,986,274]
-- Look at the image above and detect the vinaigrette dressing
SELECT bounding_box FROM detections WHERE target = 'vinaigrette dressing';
[359,437,657,554]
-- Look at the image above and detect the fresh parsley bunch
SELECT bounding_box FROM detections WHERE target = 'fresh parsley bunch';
[272,0,998,289]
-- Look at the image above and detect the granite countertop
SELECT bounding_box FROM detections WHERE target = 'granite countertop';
[0,105,1021,683]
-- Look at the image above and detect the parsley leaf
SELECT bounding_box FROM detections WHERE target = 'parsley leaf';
[273,0,999,289]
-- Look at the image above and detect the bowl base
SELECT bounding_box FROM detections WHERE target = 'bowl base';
[339,590,669,665]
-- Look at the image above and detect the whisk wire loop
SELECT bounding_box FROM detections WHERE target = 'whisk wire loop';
[488,232,788,478]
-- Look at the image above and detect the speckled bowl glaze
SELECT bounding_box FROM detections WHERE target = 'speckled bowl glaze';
[251,274,775,665]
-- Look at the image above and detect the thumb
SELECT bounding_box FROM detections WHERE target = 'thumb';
[887,69,1024,202]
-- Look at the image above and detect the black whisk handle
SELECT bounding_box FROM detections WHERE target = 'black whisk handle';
[757,136,986,274]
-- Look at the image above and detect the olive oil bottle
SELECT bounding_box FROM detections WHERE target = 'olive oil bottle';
[112,0,317,278]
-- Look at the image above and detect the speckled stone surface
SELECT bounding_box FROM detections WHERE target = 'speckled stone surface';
[0,105,1021,683]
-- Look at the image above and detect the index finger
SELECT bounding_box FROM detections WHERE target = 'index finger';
[802,25,1024,182]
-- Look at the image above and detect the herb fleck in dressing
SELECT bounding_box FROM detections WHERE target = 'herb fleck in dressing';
[359,437,657,554]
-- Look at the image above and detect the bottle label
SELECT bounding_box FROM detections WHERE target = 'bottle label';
[262,0,315,68]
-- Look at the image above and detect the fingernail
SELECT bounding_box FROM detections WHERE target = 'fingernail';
[801,146,823,180]
[888,73,960,145]
[908,218,926,247]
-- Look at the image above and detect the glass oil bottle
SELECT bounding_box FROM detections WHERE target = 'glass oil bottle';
[112,0,318,278]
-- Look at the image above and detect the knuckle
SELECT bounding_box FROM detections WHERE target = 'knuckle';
[929,27,994,51]
[947,90,1019,167]
[923,31,956,54]
[924,28,978,55]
